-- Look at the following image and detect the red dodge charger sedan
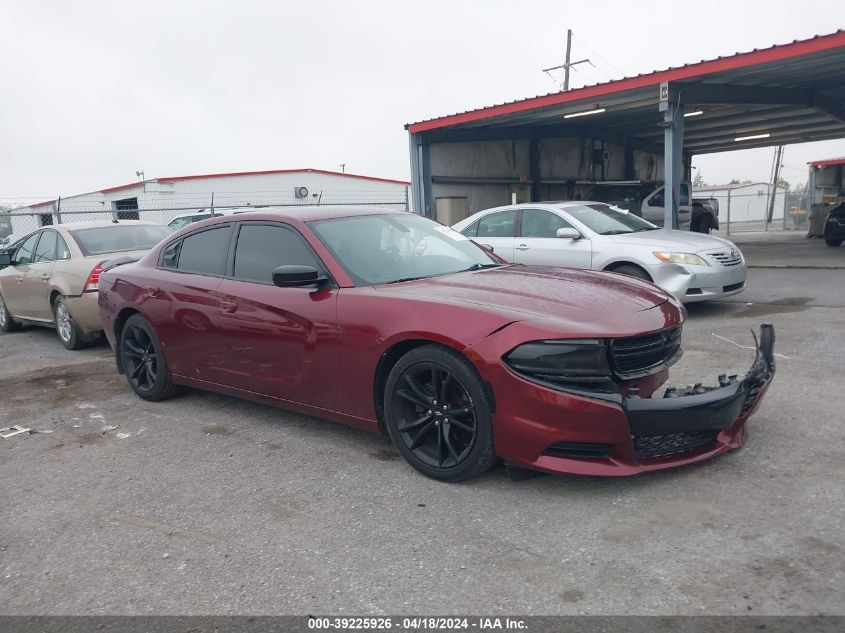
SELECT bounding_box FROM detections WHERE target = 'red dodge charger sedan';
[98,207,775,481]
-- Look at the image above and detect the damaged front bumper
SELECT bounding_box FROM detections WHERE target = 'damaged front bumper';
[493,324,776,478]
[624,323,775,453]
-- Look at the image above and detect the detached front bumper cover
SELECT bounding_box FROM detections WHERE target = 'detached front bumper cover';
[623,323,776,437]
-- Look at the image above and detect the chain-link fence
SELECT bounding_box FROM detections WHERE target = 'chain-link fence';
[0,193,410,248]
[709,189,812,235]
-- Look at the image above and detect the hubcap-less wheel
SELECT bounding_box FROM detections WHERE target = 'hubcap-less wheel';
[0,296,7,328]
[122,324,158,393]
[391,362,477,469]
[55,302,72,343]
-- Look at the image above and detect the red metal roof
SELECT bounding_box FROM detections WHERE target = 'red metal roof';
[406,30,845,134]
[100,182,143,194]
[808,157,845,167]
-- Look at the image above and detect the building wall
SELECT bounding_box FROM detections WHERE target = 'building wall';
[9,171,410,236]
[427,138,667,217]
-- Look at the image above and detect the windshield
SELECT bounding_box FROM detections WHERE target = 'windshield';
[69,225,172,256]
[566,203,659,235]
[309,213,500,286]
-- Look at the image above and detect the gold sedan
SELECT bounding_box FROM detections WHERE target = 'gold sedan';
[0,221,172,349]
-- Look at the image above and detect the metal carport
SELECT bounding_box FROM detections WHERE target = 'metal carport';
[406,30,845,229]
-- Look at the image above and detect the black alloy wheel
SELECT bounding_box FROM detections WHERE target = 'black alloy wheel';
[119,314,180,401]
[385,345,495,482]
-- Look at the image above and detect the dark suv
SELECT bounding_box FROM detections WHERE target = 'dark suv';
[824,203,845,247]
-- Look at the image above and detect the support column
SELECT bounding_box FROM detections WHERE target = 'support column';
[529,138,541,202]
[408,133,433,218]
[659,83,684,230]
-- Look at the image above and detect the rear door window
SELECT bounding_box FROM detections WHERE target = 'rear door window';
[460,220,479,238]
[175,225,233,276]
[33,230,58,262]
[476,210,517,238]
[56,235,71,260]
[233,223,322,284]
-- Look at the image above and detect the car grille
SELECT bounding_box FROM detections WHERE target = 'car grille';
[633,430,718,459]
[610,326,682,378]
[544,442,610,460]
[705,249,743,267]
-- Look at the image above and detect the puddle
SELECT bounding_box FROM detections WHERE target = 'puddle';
[731,297,813,318]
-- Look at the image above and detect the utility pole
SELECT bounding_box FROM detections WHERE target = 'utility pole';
[766,145,784,226]
[542,29,590,91]
[339,163,346,174]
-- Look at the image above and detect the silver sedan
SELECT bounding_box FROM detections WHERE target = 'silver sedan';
[452,201,746,303]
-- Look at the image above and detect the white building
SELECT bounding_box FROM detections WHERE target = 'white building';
[7,168,411,237]
[694,182,787,224]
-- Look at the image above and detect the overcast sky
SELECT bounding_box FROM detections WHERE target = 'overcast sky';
[2,0,844,205]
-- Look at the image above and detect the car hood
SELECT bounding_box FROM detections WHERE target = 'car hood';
[606,229,735,252]
[373,265,671,321]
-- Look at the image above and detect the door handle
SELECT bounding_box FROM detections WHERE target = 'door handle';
[515,244,529,251]
[41,273,51,282]
[15,277,23,284]
[219,299,238,314]
[143,285,160,298]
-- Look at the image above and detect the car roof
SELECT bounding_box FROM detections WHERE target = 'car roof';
[473,201,604,214]
[50,220,164,230]
[188,205,410,224]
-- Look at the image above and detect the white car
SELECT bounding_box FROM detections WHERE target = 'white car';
[166,206,260,231]
[452,202,746,303]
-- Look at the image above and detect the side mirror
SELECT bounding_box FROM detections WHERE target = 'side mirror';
[272,265,327,288]
[556,228,581,240]
[0,253,11,267]
[479,243,494,253]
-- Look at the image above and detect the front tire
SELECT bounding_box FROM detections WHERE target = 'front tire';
[0,294,21,332]
[610,264,652,282]
[119,314,180,401]
[384,345,496,482]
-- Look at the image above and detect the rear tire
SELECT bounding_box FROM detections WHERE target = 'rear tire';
[0,294,21,332]
[609,264,652,282]
[54,296,89,350]
[119,314,180,401]
[384,345,496,482]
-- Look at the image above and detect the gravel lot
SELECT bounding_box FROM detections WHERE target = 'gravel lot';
[1,267,843,615]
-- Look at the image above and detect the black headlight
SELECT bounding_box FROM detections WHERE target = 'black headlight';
[504,339,612,384]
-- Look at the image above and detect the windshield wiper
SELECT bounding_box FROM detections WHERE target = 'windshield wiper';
[465,263,503,271]
[600,230,634,235]
[385,275,431,284]
[634,227,659,232]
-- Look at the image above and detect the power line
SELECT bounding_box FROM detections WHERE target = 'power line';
[570,32,627,78]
